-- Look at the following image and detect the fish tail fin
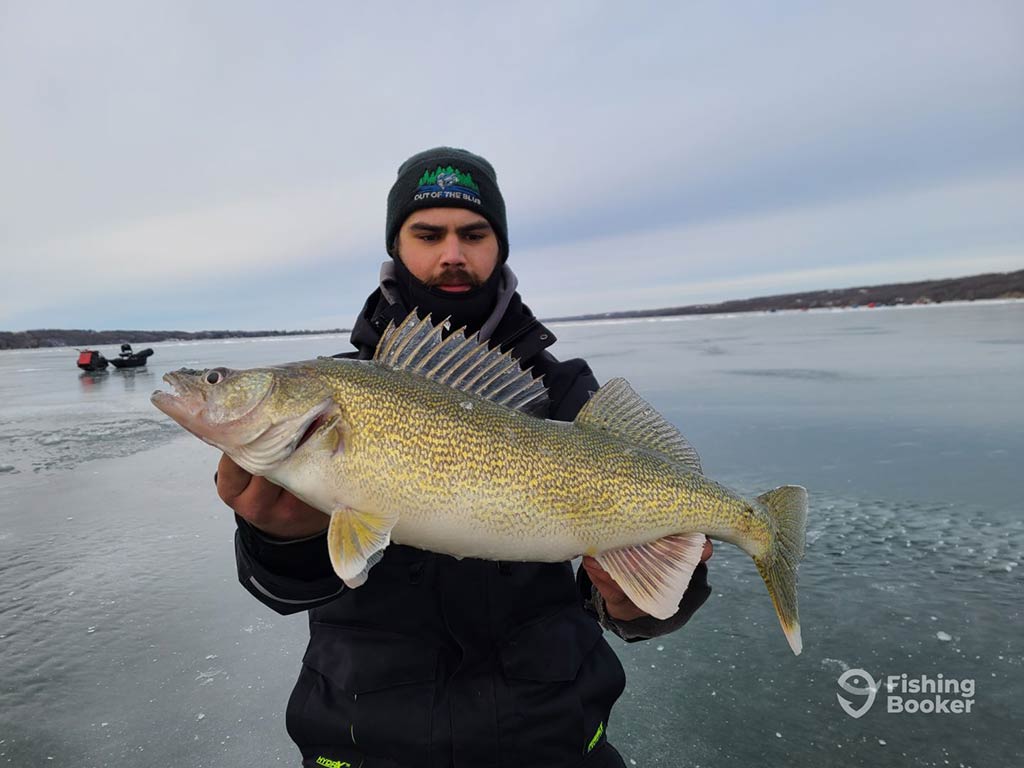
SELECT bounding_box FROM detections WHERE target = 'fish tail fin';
[752,485,807,655]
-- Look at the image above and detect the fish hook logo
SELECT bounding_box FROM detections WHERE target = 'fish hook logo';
[837,668,880,718]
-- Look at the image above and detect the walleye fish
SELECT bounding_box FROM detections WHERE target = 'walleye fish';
[152,312,808,654]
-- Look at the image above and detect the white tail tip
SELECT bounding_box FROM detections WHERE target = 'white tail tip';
[784,623,803,656]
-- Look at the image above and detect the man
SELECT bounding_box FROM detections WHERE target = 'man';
[218,148,713,768]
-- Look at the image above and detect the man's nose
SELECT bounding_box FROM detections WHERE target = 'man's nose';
[438,234,466,266]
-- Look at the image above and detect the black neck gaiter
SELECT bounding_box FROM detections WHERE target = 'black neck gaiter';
[392,258,502,336]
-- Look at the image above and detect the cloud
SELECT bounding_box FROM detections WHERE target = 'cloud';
[513,172,1024,317]
[1,173,383,324]
[1,1,1022,330]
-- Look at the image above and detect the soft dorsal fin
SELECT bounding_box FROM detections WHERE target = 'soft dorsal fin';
[374,310,549,414]
[575,377,703,473]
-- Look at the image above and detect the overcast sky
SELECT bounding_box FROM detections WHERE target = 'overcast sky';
[2,1,1022,332]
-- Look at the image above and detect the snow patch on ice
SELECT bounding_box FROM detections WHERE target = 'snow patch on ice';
[195,668,226,686]
[820,658,851,672]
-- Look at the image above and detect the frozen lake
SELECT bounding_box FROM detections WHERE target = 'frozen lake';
[1,302,1021,767]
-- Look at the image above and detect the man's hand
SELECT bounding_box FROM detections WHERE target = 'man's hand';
[217,454,329,539]
[582,538,714,622]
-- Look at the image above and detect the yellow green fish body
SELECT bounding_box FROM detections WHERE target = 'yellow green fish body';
[152,313,807,654]
[282,363,759,557]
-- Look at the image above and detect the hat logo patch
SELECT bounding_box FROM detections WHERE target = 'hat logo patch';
[414,165,482,205]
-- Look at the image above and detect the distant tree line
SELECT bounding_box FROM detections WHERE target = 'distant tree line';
[3,269,1021,350]
[0,327,348,351]
[545,269,1024,323]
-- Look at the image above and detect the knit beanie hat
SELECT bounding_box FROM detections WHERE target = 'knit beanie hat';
[386,147,509,262]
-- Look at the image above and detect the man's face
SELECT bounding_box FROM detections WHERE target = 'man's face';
[396,207,500,293]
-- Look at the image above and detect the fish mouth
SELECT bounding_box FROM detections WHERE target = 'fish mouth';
[151,371,209,434]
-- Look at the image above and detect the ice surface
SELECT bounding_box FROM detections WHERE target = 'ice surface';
[0,304,1021,767]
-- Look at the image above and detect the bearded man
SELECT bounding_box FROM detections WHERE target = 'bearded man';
[217,147,713,768]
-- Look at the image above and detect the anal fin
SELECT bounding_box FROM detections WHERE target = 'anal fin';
[327,507,399,588]
[595,532,706,620]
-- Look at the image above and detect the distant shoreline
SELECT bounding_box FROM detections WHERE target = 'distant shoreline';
[542,268,1024,323]
[2,268,1021,350]
[0,326,349,352]
[546,296,1024,327]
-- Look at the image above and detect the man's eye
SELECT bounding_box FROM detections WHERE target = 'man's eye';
[418,234,438,242]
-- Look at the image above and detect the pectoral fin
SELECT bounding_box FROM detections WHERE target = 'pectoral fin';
[327,507,399,588]
[595,532,707,620]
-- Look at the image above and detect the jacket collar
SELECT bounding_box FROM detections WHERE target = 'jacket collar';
[349,264,557,363]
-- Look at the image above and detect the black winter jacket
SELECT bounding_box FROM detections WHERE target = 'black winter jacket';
[234,288,712,768]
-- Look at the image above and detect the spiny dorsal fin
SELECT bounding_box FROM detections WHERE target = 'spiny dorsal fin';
[374,310,549,415]
[575,377,702,473]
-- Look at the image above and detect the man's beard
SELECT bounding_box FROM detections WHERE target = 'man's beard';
[392,258,502,337]
[424,267,484,289]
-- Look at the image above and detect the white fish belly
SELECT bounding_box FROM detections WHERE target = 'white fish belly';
[390,505,586,563]
[274,450,585,562]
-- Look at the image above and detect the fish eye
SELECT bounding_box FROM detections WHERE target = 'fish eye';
[205,369,224,385]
